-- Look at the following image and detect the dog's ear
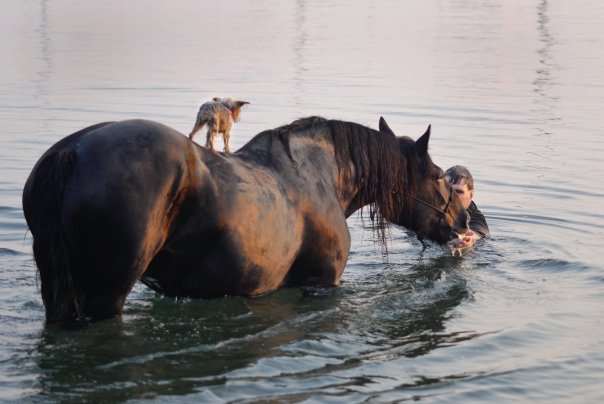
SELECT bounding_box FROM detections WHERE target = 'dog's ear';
[231,101,249,122]
[212,97,222,102]
[379,117,396,136]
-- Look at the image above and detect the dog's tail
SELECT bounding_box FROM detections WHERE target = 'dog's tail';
[189,114,208,140]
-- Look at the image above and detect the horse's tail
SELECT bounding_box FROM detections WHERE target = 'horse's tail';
[23,123,111,324]
[23,147,82,323]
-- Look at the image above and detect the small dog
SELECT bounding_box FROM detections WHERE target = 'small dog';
[189,97,249,153]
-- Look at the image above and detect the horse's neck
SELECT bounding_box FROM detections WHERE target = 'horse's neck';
[237,125,369,215]
[291,132,368,216]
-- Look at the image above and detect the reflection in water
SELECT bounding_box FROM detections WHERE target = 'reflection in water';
[35,0,52,96]
[292,0,306,112]
[33,258,474,401]
[532,0,559,133]
[528,0,560,181]
[33,0,53,137]
[534,0,556,100]
[347,257,473,358]
[34,289,333,399]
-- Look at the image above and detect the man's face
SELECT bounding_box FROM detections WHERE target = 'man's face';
[448,178,474,210]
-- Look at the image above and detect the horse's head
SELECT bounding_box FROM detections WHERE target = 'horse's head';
[379,117,469,244]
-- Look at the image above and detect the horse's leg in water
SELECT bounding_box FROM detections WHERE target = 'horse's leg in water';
[285,216,351,287]
[63,199,164,321]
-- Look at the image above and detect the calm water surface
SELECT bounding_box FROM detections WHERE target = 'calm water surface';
[1,1,604,402]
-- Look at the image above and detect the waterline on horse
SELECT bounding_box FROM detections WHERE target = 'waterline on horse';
[22,116,468,324]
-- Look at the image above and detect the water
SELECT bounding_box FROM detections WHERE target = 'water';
[1,0,604,402]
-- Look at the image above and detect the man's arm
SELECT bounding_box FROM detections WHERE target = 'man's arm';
[448,202,489,250]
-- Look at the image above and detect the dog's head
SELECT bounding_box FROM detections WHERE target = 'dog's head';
[212,97,249,121]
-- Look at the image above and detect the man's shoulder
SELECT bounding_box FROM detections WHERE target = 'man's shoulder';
[468,201,489,237]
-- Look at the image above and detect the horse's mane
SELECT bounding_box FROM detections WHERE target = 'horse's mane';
[266,116,411,246]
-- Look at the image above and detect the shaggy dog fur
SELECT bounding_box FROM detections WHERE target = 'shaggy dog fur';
[189,97,249,153]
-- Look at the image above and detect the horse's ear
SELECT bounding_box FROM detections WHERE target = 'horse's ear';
[416,125,431,156]
[379,117,396,136]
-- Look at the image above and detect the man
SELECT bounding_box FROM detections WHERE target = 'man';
[445,165,489,249]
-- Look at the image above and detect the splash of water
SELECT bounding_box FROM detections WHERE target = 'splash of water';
[451,248,462,257]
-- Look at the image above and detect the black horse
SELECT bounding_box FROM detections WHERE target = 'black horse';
[22,116,468,324]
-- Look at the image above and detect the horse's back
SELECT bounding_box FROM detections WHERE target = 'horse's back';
[73,119,188,168]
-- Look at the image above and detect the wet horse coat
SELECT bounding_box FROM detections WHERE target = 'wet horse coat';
[22,117,468,323]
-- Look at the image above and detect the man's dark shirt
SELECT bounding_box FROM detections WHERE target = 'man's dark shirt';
[468,201,489,237]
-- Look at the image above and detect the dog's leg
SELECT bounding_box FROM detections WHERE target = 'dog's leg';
[223,121,233,153]
[222,124,231,154]
[206,127,217,152]
[223,130,231,154]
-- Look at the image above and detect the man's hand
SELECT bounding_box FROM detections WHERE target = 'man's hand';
[448,229,479,250]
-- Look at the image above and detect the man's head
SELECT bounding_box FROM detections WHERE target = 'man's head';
[445,165,474,209]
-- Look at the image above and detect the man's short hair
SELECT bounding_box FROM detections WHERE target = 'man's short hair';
[445,165,474,190]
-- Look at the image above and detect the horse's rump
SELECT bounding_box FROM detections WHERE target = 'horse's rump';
[24,120,198,322]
